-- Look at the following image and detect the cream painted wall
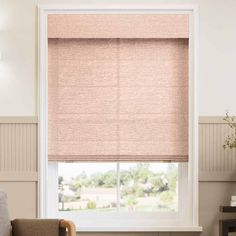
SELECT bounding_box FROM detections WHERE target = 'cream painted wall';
[0,0,236,116]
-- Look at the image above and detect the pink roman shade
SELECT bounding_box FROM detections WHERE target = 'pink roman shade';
[48,14,189,162]
[48,14,189,39]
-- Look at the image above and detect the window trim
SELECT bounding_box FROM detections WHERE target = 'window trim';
[38,4,200,231]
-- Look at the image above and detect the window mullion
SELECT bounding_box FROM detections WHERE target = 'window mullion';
[117,162,120,211]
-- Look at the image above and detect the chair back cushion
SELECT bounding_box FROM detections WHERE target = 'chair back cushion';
[11,219,60,236]
[0,190,12,236]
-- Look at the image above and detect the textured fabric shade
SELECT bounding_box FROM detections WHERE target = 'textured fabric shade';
[48,14,189,39]
[48,38,189,162]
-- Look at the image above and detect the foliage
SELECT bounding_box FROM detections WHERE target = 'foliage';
[69,181,81,192]
[58,163,178,211]
[127,197,138,206]
[87,201,96,209]
[159,190,174,203]
[223,112,236,149]
[58,176,64,185]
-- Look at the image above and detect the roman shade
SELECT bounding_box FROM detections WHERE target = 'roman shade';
[48,14,189,162]
[48,14,189,39]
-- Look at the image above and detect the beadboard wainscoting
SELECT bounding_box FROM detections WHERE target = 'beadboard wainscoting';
[0,117,38,218]
[1,116,236,235]
[199,117,236,181]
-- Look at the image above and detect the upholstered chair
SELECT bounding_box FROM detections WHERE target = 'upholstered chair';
[0,190,76,236]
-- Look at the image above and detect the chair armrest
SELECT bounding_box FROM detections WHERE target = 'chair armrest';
[59,220,76,236]
[11,219,76,236]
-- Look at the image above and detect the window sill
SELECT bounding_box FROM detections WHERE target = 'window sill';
[76,226,203,232]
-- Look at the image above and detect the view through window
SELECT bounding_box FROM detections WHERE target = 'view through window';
[58,163,178,212]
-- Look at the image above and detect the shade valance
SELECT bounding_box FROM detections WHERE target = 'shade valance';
[48,14,189,39]
[48,37,188,162]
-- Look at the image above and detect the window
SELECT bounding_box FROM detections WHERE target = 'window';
[47,161,188,230]
[57,163,178,212]
[40,8,199,231]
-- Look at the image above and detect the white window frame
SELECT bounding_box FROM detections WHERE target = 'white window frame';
[38,4,200,232]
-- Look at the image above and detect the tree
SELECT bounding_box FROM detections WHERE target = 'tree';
[58,176,64,185]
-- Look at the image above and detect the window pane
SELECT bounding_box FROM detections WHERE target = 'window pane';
[58,163,117,212]
[119,163,178,212]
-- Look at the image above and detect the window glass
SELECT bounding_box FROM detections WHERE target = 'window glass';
[119,163,178,212]
[58,162,178,212]
[58,163,117,212]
